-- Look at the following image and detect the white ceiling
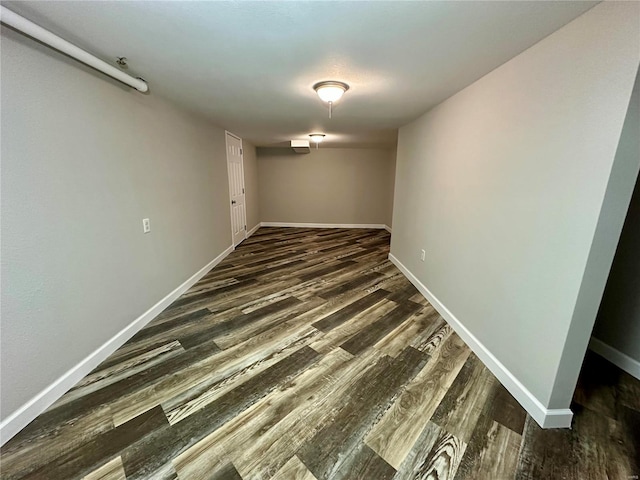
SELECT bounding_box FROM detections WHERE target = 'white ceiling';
[4,1,598,148]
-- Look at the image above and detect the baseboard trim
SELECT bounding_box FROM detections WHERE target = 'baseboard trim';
[0,244,234,447]
[260,222,389,230]
[246,223,391,235]
[246,223,261,238]
[589,337,640,380]
[388,253,573,429]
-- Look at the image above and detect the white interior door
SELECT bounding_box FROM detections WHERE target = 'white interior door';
[226,132,246,247]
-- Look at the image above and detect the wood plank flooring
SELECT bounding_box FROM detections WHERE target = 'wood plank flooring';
[1,227,638,479]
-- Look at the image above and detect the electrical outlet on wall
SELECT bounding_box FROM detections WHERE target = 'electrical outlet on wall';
[420,249,426,261]
[142,218,151,233]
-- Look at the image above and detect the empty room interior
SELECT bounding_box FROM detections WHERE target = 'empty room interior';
[1,1,640,479]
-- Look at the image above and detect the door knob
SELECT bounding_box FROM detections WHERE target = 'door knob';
[231,200,236,205]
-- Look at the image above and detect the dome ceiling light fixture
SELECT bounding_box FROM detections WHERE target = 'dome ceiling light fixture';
[313,81,349,119]
[309,133,326,149]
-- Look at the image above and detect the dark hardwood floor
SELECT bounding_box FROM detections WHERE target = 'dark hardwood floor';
[1,228,638,479]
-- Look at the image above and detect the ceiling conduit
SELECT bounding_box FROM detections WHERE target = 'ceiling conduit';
[0,5,149,93]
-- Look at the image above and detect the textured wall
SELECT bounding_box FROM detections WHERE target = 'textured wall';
[1,27,231,420]
[257,147,396,226]
[390,2,640,411]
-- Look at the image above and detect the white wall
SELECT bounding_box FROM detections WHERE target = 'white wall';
[591,72,640,377]
[390,2,640,425]
[1,27,232,432]
[257,147,396,227]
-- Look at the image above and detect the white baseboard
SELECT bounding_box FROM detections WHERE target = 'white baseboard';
[388,253,573,429]
[246,223,261,238]
[0,244,234,447]
[247,222,391,234]
[589,337,640,380]
[260,222,389,230]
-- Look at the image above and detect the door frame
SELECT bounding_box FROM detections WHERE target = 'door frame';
[225,130,247,249]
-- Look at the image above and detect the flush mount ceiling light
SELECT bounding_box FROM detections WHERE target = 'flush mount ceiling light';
[309,134,326,149]
[313,81,349,119]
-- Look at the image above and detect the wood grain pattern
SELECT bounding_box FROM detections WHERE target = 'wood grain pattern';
[206,462,243,480]
[515,406,638,480]
[416,429,467,480]
[163,335,318,426]
[331,443,396,480]
[232,349,381,480]
[311,289,390,331]
[0,404,115,477]
[486,384,527,435]
[308,299,398,354]
[430,354,498,443]
[297,347,429,480]
[82,456,127,480]
[373,306,439,358]
[365,331,470,468]
[340,303,422,355]
[172,348,354,480]
[454,419,521,480]
[393,421,443,480]
[1,228,638,480]
[271,456,318,480]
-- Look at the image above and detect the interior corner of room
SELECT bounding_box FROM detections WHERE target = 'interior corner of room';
[1,0,639,468]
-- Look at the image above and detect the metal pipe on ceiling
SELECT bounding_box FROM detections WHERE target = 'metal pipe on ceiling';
[0,6,149,93]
